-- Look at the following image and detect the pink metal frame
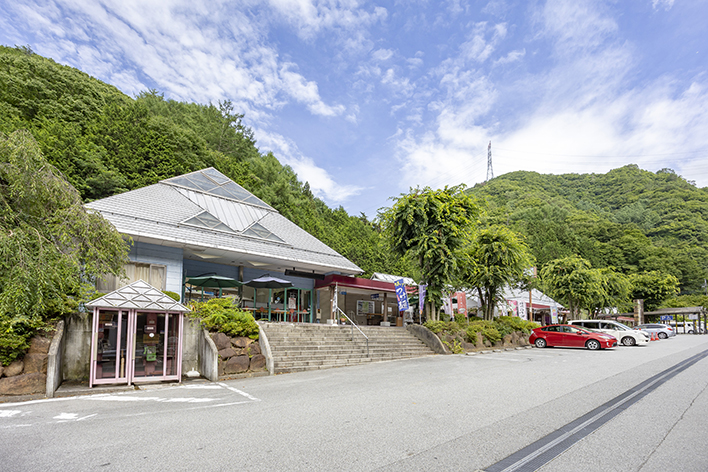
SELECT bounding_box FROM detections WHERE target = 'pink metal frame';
[89,307,184,388]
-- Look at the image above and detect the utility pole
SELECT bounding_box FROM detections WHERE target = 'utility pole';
[486,141,493,182]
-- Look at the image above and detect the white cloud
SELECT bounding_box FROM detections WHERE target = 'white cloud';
[3,0,346,124]
[652,0,675,12]
[393,0,708,193]
[266,0,387,43]
[256,130,363,202]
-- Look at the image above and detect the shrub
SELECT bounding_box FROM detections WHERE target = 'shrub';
[495,316,539,334]
[424,320,460,335]
[466,320,502,345]
[188,298,259,340]
[454,313,468,326]
[162,290,181,301]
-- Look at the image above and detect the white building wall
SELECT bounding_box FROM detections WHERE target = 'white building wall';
[129,241,184,294]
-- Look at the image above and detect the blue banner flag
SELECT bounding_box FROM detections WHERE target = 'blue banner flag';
[394,279,410,311]
[419,284,427,314]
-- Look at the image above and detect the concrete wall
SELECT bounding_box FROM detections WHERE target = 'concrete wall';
[46,320,66,397]
[198,328,219,381]
[181,318,200,375]
[407,324,448,354]
[63,313,92,380]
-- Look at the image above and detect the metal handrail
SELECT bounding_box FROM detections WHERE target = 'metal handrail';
[336,307,369,357]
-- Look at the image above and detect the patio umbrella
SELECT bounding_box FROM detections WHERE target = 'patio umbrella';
[186,275,243,289]
[186,275,242,299]
[244,276,293,289]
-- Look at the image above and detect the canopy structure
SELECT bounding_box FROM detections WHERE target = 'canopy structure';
[186,275,242,289]
[244,276,294,289]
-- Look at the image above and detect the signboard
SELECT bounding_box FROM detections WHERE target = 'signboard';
[455,291,467,315]
[370,294,380,300]
[288,297,296,310]
[660,315,674,321]
[689,314,699,320]
[394,279,409,311]
[551,306,558,324]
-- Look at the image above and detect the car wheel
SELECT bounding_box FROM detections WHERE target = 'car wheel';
[658,332,668,339]
[688,330,694,334]
[621,337,636,346]
[534,338,547,348]
[586,339,601,350]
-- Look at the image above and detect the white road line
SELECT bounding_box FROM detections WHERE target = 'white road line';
[218,383,261,402]
[469,356,525,362]
[0,410,22,418]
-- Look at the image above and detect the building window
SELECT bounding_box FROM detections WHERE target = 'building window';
[97,263,166,292]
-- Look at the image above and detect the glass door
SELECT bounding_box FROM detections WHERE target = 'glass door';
[91,310,129,386]
[132,312,182,382]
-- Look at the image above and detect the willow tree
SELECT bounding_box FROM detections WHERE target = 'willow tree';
[460,225,533,321]
[381,185,479,321]
[0,131,129,363]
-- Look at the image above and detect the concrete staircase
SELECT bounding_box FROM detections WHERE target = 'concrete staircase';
[260,323,436,374]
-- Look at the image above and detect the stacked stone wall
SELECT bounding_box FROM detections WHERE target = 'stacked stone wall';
[0,336,51,396]
[210,332,266,378]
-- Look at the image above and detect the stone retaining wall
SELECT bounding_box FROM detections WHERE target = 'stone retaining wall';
[209,332,267,378]
[0,336,52,396]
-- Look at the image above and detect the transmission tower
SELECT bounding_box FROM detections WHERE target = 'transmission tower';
[486,141,493,182]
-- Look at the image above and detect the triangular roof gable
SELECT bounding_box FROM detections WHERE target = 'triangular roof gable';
[86,280,190,312]
[163,167,273,211]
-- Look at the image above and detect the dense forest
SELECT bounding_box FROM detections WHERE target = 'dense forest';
[2,44,708,299]
[0,45,410,278]
[468,168,708,295]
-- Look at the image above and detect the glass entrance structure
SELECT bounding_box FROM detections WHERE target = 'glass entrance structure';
[86,280,190,388]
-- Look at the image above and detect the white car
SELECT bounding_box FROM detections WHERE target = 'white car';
[569,320,650,346]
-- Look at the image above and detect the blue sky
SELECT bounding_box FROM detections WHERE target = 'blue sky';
[2,0,707,217]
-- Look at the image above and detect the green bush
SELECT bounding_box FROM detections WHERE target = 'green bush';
[162,290,181,301]
[454,313,468,326]
[424,320,460,334]
[188,298,259,340]
[495,316,539,334]
[466,320,502,345]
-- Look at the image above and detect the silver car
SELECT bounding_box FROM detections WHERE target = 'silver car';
[635,323,676,339]
[569,320,649,346]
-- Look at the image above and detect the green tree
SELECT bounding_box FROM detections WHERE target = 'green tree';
[459,225,533,320]
[0,131,129,363]
[381,185,479,320]
[540,256,600,321]
[628,271,680,311]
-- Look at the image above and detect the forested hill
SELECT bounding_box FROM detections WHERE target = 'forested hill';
[469,167,708,293]
[0,45,410,278]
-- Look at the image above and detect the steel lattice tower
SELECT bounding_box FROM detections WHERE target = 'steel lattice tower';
[486,141,493,182]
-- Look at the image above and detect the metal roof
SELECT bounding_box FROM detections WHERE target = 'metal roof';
[86,168,362,274]
[86,280,190,312]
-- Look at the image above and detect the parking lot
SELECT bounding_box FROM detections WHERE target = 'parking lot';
[2,335,708,471]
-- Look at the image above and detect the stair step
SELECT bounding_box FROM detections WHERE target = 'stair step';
[260,322,435,374]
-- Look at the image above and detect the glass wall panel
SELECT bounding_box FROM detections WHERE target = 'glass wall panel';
[133,313,166,378]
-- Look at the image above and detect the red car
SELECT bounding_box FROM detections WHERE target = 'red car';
[529,324,617,350]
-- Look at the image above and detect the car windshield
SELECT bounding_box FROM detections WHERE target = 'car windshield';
[613,323,632,331]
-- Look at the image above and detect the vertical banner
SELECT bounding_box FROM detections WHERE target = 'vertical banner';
[418,284,427,313]
[443,295,452,315]
[394,279,410,311]
[509,300,518,317]
[551,306,558,324]
[518,301,527,320]
[456,291,467,315]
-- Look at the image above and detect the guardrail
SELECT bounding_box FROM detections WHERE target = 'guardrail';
[336,307,369,357]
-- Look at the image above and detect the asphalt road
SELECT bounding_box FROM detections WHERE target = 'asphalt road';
[2,335,707,471]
